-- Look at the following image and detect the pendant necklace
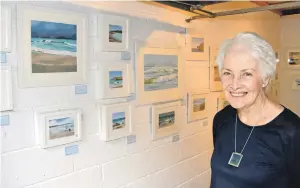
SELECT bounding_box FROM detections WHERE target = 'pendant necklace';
[228,113,255,167]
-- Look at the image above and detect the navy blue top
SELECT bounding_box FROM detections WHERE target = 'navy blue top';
[211,105,300,188]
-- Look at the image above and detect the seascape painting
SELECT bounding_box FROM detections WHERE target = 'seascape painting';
[193,98,206,112]
[49,117,75,140]
[288,52,300,65]
[159,111,175,128]
[112,111,125,130]
[192,37,204,52]
[109,24,122,43]
[109,71,123,88]
[144,54,178,91]
[31,20,77,73]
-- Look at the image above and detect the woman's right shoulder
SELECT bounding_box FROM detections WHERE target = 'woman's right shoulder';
[213,105,236,127]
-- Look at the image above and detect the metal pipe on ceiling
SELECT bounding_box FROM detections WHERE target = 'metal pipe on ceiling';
[186,1,300,22]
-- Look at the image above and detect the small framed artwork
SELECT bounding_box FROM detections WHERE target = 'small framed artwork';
[185,34,209,60]
[34,107,82,148]
[292,74,300,91]
[135,44,183,104]
[210,49,222,91]
[151,101,180,140]
[96,62,131,99]
[98,14,129,51]
[1,5,12,52]
[98,102,131,141]
[217,93,230,112]
[0,66,13,111]
[187,90,209,122]
[287,48,300,68]
[17,5,87,88]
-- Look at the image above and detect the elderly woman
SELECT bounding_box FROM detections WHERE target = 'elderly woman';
[210,32,300,188]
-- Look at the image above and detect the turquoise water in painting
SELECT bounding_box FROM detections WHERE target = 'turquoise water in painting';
[31,38,76,56]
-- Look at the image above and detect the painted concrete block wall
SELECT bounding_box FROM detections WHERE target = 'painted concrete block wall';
[1,1,282,188]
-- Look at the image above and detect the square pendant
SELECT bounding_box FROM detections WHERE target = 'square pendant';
[228,152,243,167]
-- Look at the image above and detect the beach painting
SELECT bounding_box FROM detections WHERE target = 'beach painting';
[31,20,77,73]
[112,111,125,130]
[288,51,300,65]
[192,37,204,52]
[109,71,123,88]
[48,117,75,140]
[193,98,206,112]
[158,111,175,129]
[144,54,178,91]
[109,24,122,43]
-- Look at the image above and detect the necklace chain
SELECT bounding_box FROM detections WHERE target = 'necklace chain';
[234,114,255,154]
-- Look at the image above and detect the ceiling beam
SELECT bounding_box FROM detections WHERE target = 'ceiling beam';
[250,1,282,16]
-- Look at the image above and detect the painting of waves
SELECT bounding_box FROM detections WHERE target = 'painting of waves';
[31,20,77,73]
[49,117,75,140]
[109,24,122,43]
[159,111,175,128]
[112,112,125,130]
[193,98,205,112]
[144,54,178,91]
[288,52,300,65]
[192,37,204,52]
[109,71,123,88]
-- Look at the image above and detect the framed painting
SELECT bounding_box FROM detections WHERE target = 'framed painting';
[292,74,300,91]
[0,66,13,111]
[34,107,82,148]
[287,48,300,69]
[187,90,209,122]
[98,102,131,141]
[217,93,230,112]
[96,62,131,99]
[98,14,129,51]
[210,49,222,91]
[17,5,87,88]
[185,34,209,61]
[151,101,180,140]
[135,45,183,104]
[0,5,12,52]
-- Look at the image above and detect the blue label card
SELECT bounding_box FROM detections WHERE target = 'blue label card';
[121,51,131,60]
[126,135,136,144]
[0,115,10,126]
[65,145,79,155]
[75,85,87,95]
[172,135,180,142]
[0,52,7,63]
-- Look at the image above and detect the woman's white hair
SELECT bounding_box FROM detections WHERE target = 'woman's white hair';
[216,32,278,81]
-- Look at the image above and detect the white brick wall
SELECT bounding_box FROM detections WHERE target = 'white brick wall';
[0,1,281,188]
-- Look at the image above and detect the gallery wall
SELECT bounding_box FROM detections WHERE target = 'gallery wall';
[0,1,284,188]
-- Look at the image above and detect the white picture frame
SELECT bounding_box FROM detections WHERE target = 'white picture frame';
[135,44,183,104]
[185,34,209,61]
[34,107,82,149]
[0,66,13,111]
[151,101,181,140]
[210,49,222,91]
[1,5,12,52]
[98,14,129,52]
[96,62,131,99]
[17,5,87,88]
[286,47,300,69]
[187,90,209,122]
[98,102,132,141]
[292,74,300,91]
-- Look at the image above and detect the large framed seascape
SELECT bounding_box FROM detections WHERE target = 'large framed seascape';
[286,47,300,69]
[185,34,209,61]
[210,49,222,91]
[135,45,183,104]
[34,107,82,149]
[96,62,131,99]
[151,101,180,140]
[1,5,12,52]
[0,66,13,111]
[17,5,87,88]
[98,102,132,141]
[187,90,209,122]
[98,14,129,51]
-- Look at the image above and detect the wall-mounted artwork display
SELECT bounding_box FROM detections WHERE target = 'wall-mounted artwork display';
[1,5,12,52]
[96,62,131,99]
[186,34,209,60]
[17,5,87,88]
[217,93,229,111]
[151,101,180,140]
[287,49,300,68]
[187,90,209,122]
[210,49,222,91]
[135,45,183,104]
[34,107,82,148]
[0,66,13,111]
[98,14,129,51]
[292,74,300,91]
[98,102,131,141]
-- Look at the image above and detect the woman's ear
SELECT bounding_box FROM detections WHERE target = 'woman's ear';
[262,77,271,88]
